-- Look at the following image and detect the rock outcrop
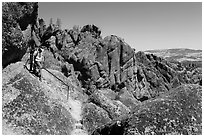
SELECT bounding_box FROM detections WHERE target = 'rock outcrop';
[2,2,38,68]
[60,32,198,103]
[82,102,112,133]
[92,84,202,135]
[145,48,202,86]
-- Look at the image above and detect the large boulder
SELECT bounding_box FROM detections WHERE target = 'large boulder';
[92,84,202,135]
[116,87,140,110]
[89,90,131,120]
[103,35,135,87]
[82,103,112,134]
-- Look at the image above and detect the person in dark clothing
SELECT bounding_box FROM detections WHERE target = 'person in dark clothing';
[24,39,36,71]
[29,39,36,72]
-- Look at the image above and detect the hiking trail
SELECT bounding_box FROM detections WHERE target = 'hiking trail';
[68,98,88,135]
[41,69,88,135]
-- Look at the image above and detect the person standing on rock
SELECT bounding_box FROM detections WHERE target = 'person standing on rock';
[25,24,40,71]
[33,47,44,81]
[27,23,41,72]
[26,39,35,72]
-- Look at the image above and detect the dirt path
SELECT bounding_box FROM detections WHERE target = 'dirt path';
[2,120,22,135]
[68,98,88,135]
[41,69,88,135]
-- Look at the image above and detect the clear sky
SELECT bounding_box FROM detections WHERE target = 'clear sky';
[38,2,202,51]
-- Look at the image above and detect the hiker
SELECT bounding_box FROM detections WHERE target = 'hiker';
[29,39,36,72]
[24,39,35,71]
[33,47,44,81]
[116,120,121,127]
[26,23,41,72]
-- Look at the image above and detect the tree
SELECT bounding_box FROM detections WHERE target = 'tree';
[38,18,46,39]
[68,25,82,46]
[81,24,101,38]
[49,18,53,25]
[56,18,62,30]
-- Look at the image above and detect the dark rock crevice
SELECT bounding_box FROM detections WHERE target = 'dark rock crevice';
[137,96,149,102]
[92,122,126,135]
[136,69,144,82]
[119,42,123,66]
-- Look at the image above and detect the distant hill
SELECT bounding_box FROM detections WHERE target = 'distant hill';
[144,48,202,62]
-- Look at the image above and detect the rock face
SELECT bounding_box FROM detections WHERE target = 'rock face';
[60,32,199,103]
[92,84,202,135]
[89,89,131,119]
[81,88,132,134]
[116,87,140,110]
[145,48,202,86]
[82,103,112,133]
[2,2,38,68]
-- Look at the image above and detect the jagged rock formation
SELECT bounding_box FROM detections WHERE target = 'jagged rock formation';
[59,32,199,102]
[145,48,202,86]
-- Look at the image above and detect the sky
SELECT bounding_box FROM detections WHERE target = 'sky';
[38,2,202,51]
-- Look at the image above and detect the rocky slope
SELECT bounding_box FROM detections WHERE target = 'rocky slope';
[2,2,202,135]
[92,84,202,135]
[2,62,86,134]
